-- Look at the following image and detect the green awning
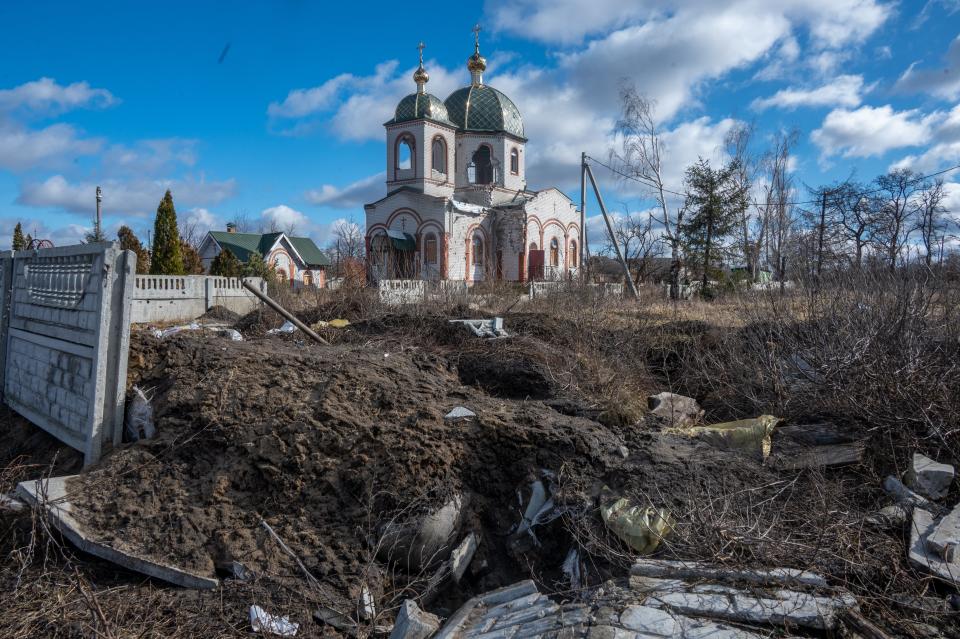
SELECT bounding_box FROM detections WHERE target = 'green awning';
[388,231,416,251]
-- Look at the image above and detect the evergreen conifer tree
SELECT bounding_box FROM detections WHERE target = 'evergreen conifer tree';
[12,222,26,250]
[679,159,748,297]
[150,190,184,274]
[117,226,150,273]
[210,247,242,278]
[181,241,205,274]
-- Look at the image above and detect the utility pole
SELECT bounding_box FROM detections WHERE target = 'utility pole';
[95,186,103,241]
[584,161,639,299]
[579,152,587,279]
[816,189,828,286]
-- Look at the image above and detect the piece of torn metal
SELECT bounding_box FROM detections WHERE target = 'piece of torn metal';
[448,318,508,338]
[250,605,299,636]
[16,476,218,589]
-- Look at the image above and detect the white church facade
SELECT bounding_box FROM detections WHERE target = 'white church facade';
[364,34,581,284]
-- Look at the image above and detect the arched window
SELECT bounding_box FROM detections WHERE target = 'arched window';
[424,233,438,264]
[431,137,446,174]
[472,234,484,265]
[550,238,559,267]
[569,240,577,268]
[510,148,519,174]
[396,135,413,170]
[470,145,494,184]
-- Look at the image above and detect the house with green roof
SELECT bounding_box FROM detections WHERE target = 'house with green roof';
[198,224,331,288]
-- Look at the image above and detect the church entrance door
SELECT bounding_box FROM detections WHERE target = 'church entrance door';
[528,250,545,280]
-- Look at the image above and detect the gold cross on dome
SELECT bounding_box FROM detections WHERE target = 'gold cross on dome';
[417,41,425,65]
[472,23,482,48]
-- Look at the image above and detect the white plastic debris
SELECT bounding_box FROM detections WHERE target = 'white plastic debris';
[444,406,476,422]
[562,548,582,590]
[513,470,562,544]
[154,322,201,339]
[250,605,299,636]
[359,583,376,621]
[219,328,243,341]
[448,318,509,338]
[267,320,297,335]
[125,385,156,442]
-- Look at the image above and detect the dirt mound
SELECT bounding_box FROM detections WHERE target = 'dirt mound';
[63,323,774,620]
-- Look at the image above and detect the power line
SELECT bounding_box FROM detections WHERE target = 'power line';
[584,155,960,208]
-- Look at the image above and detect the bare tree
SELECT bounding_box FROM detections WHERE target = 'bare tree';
[327,217,365,276]
[761,131,798,286]
[916,178,949,267]
[870,169,921,271]
[614,84,686,299]
[231,210,255,233]
[725,122,762,279]
[608,208,661,285]
[831,180,871,269]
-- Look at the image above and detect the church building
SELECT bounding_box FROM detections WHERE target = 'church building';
[364,32,582,284]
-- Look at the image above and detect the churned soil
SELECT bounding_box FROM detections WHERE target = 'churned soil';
[64,312,777,621]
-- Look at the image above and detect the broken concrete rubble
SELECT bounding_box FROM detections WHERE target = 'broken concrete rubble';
[390,600,440,639]
[448,318,508,338]
[906,453,955,500]
[635,577,857,630]
[450,532,479,583]
[926,502,960,562]
[909,507,960,586]
[630,558,829,588]
[647,392,702,428]
[16,475,218,589]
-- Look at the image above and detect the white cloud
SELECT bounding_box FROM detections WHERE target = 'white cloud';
[751,75,865,111]
[0,77,116,115]
[305,172,385,209]
[0,122,103,170]
[17,175,237,217]
[260,204,310,233]
[811,105,940,158]
[486,0,892,49]
[890,104,960,172]
[102,138,198,175]
[268,60,461,141]
[894,35,960,100]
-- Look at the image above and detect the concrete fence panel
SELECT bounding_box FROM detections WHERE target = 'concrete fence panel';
[1,243,135,465]
[378,279,426,305]
[130,275,265,323]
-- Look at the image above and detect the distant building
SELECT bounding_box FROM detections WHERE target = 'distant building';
[198,224,331,288]
[363,34,581,284]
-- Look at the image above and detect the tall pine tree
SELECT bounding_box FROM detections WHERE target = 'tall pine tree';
[12,222,26,250]
[117,226,150,273]
[679,159,748,297]
[150,190,184,274]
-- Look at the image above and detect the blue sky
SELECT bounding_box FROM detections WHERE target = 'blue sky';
[1,0,959,249]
